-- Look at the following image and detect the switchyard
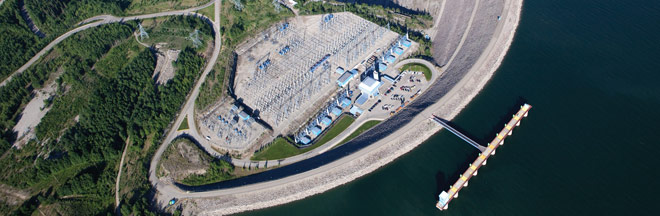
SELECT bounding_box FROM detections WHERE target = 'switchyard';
[199,12,418,153]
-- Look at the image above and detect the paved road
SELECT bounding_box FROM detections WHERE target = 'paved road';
[147,0,222,204]
[144,0,493,200]
[166,57,442,172]
[0,0,215,87]
[115,136,130,211]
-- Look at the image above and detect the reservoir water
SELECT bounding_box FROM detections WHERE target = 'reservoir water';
[240,0,660,215]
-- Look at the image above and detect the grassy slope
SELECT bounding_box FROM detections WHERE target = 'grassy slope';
[251,137,299,161]
[252,116,356,160]
[336,120,382,147]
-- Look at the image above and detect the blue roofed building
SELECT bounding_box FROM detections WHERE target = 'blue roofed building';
[386,55,396,63]
[394,47,404,55]
[336,67,345,75]
[321,116,332,126]
[238,111,250,120]
[331,106,342,116]
[340,97,352,108]
[378,63,388,72]
[401,39,412,48]
[299,136,311,145]
[311,126,322,136]
[355,93,369,105]
[350,106,364,115]
[337,70,355,87]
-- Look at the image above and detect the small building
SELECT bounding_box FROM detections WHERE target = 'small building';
[238,111,250,120]
[355,93,369,105]
[311,126,322,136]
[336,67,345,75]
[337,70,355,87]
[394,47,404,55]
[401,39,412,48]
[386,55,396,63]
[230,105,239,113]
[378,63,388,72]
[359,76,383,97]
[340,97,352,108]
[299,136,311,145]
[331,106,342,116]
[350,105,364,115]
[321,116,332,126]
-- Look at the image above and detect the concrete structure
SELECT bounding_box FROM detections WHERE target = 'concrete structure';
[435,104,532,210]
[358,76,382,97]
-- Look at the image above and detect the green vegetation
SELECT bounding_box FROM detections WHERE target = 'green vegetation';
[178,116,190,131]
[0,23,136,155]
[252,116,355,160]
[0,19,206,214]
[197,0,294,109]
[296,1,434,60]
[180,159,235,186]
[0,0,214,81]
[24,0,127,35]
[251,137,300,160]
[401,63,432,81]
[140,16,214,51]
[125,0,207,15]
[314,116,355,147]
[0,0,48,81]
[337,120,382,147]
[197,4,216,22]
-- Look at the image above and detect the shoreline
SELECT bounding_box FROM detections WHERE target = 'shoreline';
[188,0,523,214]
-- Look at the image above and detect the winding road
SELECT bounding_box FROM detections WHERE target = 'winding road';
[0,0,216,87]
[173,58,443,170]
[149,0,488,201]
[2,0,521,213]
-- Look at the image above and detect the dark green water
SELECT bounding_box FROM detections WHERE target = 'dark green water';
[240,0,660,215]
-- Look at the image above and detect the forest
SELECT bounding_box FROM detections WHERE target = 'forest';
[0,16,206,214]
[0,0,47,81]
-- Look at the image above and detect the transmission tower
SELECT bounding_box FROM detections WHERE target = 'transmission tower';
[231,0,244,11]
[272,0,281,13]
[138,24,149,41]
[188,29,202,48]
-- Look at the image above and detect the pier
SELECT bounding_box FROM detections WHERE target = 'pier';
[433,104,532,210]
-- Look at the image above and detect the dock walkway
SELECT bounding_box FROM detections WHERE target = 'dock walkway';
[435,104,532,210]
